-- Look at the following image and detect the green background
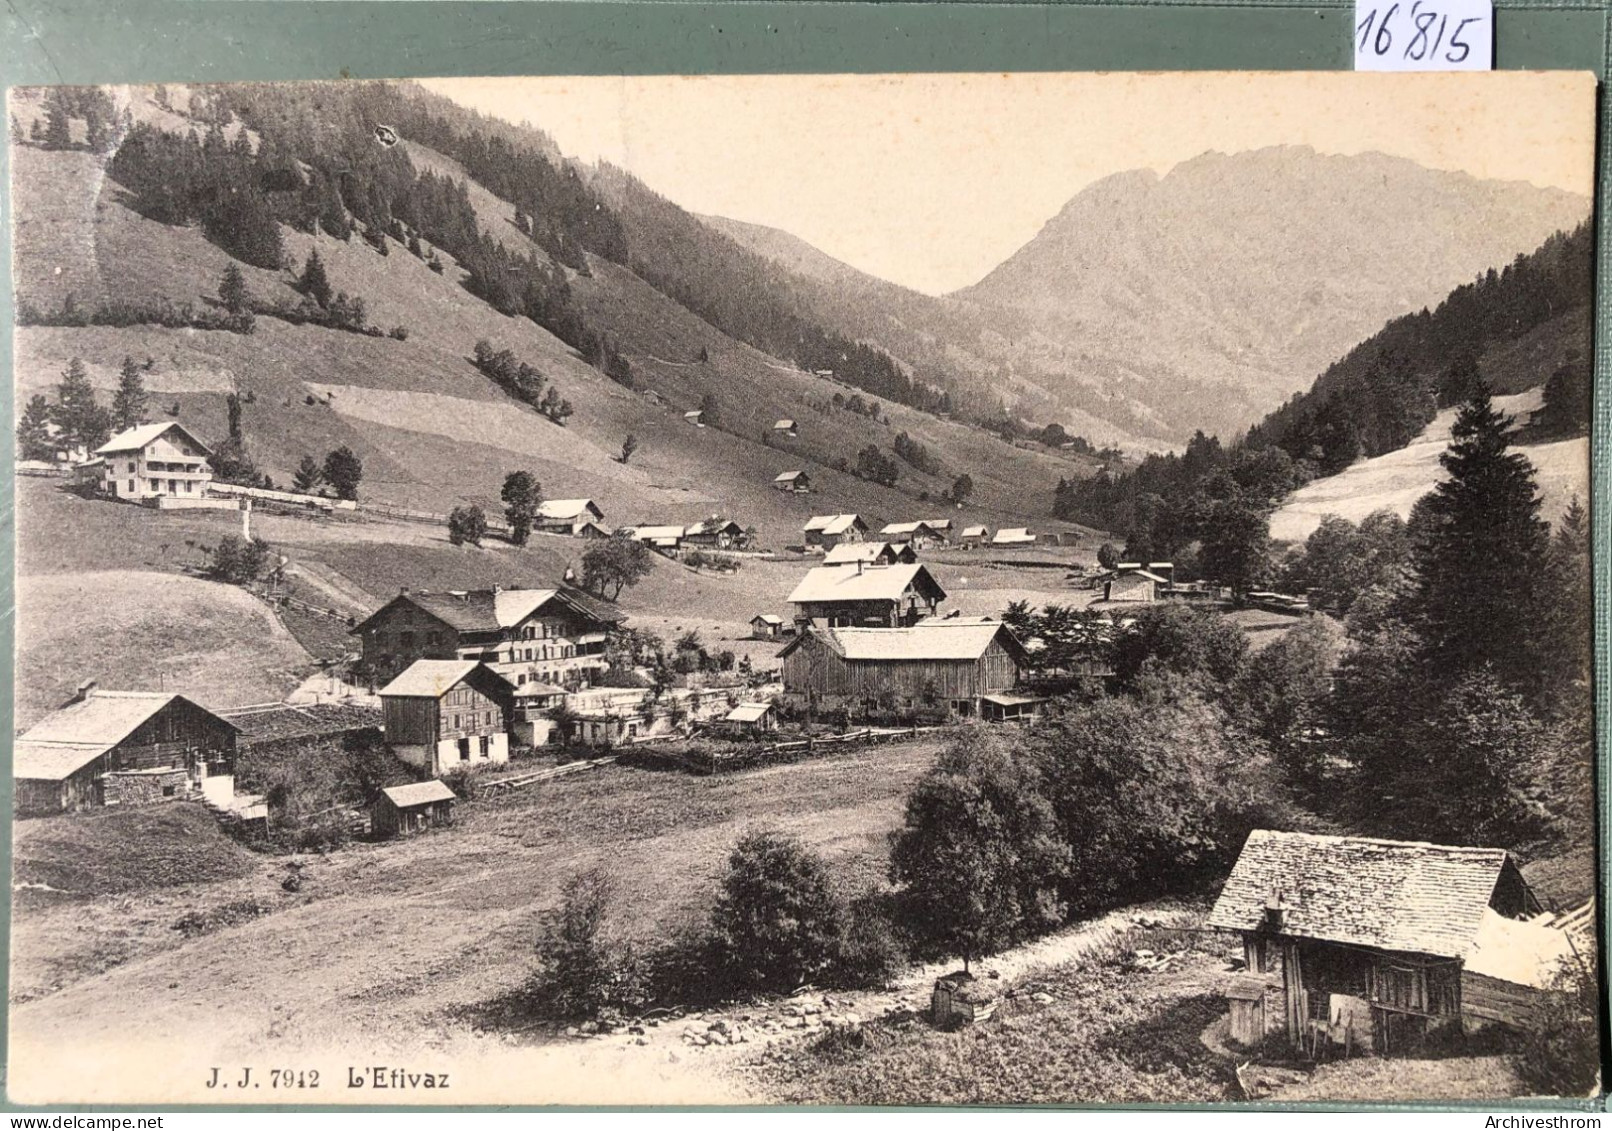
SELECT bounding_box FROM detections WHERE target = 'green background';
[0,0,1607,1112]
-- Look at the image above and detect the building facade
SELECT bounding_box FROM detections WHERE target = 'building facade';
[353,587,618,689]
[378,660,514,776]
[787,562,947,630]
[94,422,215,502]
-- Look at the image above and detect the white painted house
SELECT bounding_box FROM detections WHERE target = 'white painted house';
[94,422,214,502]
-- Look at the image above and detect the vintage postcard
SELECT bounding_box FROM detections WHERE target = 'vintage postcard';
[5,71,1599,1105]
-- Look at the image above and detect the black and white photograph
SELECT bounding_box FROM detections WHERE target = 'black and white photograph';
[4,71,1600,1105]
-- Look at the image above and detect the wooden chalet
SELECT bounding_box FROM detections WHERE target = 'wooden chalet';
[378,660,516,777]
[1104,563,1170,603]
[959,525,989,549]
[779,619,1027,717]
[533,498,606,537]
[991,527,1037,546]
[773,470,812,493]
[751,613,787,640]
[93,421,214,503]
[353,586,618,689]
[879,521,947,549]
[1208,830,1580,1055]
[803,513,867,549]
[682,518,747,549]
[627,524,688,552]
[372,780,457,838]
[787,561,946,629]
[822,541,917,566]
[14,685,239,814]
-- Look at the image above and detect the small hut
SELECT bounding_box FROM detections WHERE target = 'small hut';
[751,613,786,640]
[372,780,457,838]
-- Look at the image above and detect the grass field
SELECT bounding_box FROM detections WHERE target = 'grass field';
[8,739,943,1101]
[1271,389,1589,543]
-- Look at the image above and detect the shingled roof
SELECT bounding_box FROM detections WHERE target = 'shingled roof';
[354,587,619,636]
[780,621,1026,664]
[1207,830,1523,960]
[786,562,946,606]
[15,691,238,781]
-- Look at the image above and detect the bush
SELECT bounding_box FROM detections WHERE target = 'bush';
[441,764,480,800]
[1511,963,1600,1097]
[709,830,847,995]
[448,505,487,547]
[389,325,409,341]
[206,535,273,585]
[528,868,643,1020]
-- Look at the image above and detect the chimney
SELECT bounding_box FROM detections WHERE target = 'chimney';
[399,586,410,596]
[64,678,99,706]
[1263,895,1287,933]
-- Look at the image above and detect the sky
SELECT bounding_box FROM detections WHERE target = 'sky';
[423,72,1596,296]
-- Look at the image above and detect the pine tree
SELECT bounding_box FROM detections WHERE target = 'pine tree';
[44,95,71,149]
[299,248,333,308]
[111,356,148,431]
[55,358,111,451]
[16,394,56,461]
[1411,392,1551,698]
[292,455,324,493]
[218,262,249,314]
[322,445,363,501]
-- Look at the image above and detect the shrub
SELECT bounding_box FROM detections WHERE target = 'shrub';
[528,868,643,1020]
[389,325,409,341]
[448,505,487,547]
[206,535,273,585]
[441,765,480,801]
[1511,963,1600,1096]
[709,830,846,994]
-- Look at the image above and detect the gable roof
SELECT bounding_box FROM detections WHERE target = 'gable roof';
[94,421,214,458]
[630,524,686,543]
[354,587,613,636]
[686,519,744,537]
[823,541,915,565]
[15,691,238,781]
[379,660,488,698]
[992,528,1036,544]
[725,702,773,723]
[773,419,796,430]
[961,525,989,538]
[1207,829,1518,960]
[787,562,946,606]
[752,613,785,625]
[774,470,808,483]
[381,780,458,808]
[880,521,938,537]
[781,621,1026,664]
[1113,568,1170,585]
[804,514,864,535]
[920,519,954,531]
[222,701,382,743]
[536,499,603,521]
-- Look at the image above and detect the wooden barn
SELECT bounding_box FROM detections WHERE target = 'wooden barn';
[720,702,777,734]
[803,513,867,549]
[378,660,515,777]
[959,525,989,549]
[991,527,1037,546]
[751,613,786,640]
[533,498,606,537]
[787,562,947,630]
[822,541,917,566]
[14,686,239,815]
[682,518,747,549]
[773,470,811,493]
[773,419,799,437]
[879,521,946,549]
[779,619,1027,717]
[372,780,457,838]
[1104,564,1170,603]
[1208,830,1582,1055]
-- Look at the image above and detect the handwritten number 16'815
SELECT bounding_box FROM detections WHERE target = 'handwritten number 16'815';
[1357,4,1481,63]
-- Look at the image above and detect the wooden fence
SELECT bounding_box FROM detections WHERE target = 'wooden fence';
[618,725,943,776]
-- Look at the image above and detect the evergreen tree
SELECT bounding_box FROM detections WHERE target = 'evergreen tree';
[1412,392,1551,698]
[44,94,71,149]
[299,248,333,308]
[292,455,324,493]
[619,433,638,465]
[16,394,56,461]
[55,358,111,450]
[218,261,249,314]
[111,356,148,431]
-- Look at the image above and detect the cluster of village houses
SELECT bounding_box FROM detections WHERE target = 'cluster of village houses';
[16,419,1585,1053]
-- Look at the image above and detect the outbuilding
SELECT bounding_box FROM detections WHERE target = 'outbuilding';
[751,613,786,640]
[372,780,457,838]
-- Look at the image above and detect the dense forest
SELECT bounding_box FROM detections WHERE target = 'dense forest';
[1054,220,1594,551]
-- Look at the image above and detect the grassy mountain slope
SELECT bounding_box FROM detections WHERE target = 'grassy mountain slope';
[11,85,1094,551]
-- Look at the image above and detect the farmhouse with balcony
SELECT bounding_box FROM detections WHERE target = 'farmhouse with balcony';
[788,561,947,630]
[1208,830,1583,1055]
[803,513,867,550]
[378,659,515,776]
[780,619,1028,718]
[353,586,618,689]
[773,470,811,493]
[823,541,917,566]
[14,685,239,815]
[93,421,214,503]
[879,521,947,549]
[534,498,607,537]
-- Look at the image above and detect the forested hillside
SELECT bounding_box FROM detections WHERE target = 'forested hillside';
[1053,219,1594,555]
